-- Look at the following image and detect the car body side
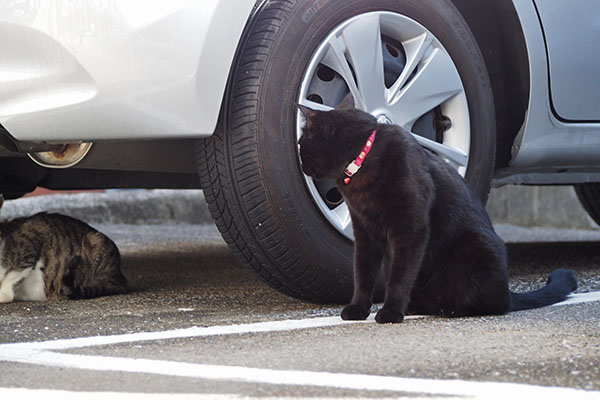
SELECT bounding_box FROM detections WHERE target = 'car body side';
[0,0,256,143]
[0,0,599,194]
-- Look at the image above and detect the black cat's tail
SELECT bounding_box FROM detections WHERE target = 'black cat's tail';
[509,269,578,312]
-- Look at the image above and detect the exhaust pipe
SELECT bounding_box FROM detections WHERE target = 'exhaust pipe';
[28,142,93,168]
[1,123,92,168]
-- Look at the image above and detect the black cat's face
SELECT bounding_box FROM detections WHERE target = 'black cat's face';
[297,105,341,180]
[297,100,378,181]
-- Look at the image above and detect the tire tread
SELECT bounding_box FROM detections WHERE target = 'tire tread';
[196,0,320,301]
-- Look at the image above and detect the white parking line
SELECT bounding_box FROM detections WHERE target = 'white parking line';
[551,291,600,306]
[10,314,380,351]
[12,350,600,399]
[1,291,599,398]
[0,390,251,400]
[0,389,454,400]
[4,350,600,399]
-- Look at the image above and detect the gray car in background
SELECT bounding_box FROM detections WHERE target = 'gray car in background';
[0,0,599,302]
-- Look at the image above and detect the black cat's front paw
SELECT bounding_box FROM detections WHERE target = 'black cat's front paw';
[341,304,370,320]
[375,307,404,324]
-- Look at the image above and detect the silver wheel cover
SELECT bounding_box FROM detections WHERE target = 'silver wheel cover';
[296,12,470,240]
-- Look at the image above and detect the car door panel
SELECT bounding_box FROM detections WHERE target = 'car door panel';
[534,0,600,121]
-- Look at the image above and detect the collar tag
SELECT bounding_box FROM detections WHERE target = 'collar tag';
[344,130,376,185]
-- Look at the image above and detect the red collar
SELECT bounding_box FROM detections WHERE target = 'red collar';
[344,130,377,185]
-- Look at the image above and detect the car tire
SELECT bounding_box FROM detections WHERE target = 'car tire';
[574,184,600,226]
[195,0,496,303]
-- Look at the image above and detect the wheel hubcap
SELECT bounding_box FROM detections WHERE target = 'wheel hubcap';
[296,11,470,240]
[376,114,393,125]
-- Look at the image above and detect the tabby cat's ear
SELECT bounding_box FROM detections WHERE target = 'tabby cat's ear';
[296,104,318,120]
[337,93,356,110]
[0,194,3,212]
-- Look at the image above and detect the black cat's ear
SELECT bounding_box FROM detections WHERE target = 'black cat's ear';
[337,93,356,110]
[296,103,318,120]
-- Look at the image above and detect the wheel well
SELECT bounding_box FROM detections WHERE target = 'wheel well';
[451,0,530,170]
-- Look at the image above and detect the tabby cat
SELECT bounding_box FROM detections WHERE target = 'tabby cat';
[297,102,577,323]
[0,197,127,302]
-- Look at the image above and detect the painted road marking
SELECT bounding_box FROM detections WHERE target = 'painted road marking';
[1,291,599,398]
[6,314,382,351]
[0,390,357,400]
[2,291,597,352]
[0,389,463,400]
[552,291,600,307]
[3,351,600,399]
[0,390,252,400]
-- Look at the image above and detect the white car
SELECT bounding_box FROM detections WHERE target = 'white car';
[1,0,599,302]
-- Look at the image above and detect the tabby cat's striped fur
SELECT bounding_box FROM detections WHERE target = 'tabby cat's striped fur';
[0,201,127,302]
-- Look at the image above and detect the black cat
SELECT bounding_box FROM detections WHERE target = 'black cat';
[297,102,577,323]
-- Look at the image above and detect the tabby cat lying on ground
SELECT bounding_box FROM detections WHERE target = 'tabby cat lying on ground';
[297,102,577,323]
[0,197,127,302]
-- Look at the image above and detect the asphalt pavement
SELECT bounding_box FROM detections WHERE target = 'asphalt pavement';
[0,190,599,399]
